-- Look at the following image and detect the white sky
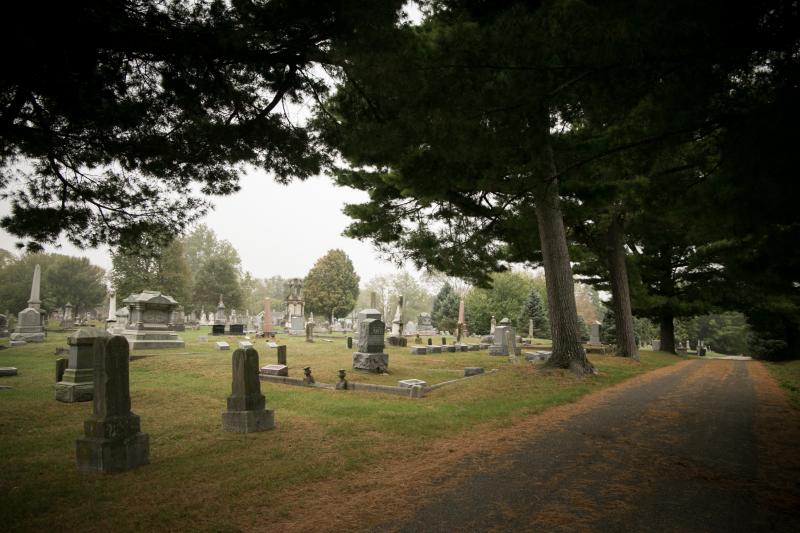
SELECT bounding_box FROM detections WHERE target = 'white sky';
[0,170,415,284]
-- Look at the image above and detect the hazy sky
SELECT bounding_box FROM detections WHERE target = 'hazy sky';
[0,169,415,284]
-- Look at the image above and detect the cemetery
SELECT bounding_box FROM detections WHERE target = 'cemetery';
[1,2,799,531]
[0,315,685,531]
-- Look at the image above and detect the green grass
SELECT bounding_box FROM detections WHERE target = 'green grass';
[0,327,680,531]
[764,359,800,409]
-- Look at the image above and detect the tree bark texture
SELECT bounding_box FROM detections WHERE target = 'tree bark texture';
[659,313,676,354]
[536,152,595,375]
[605,214,639,360]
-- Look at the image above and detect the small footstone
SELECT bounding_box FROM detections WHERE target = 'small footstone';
[238,341,253,349]
[216,342,230,351]
[410,345,427,355]
[260,364,288,377]
[464,367,484,377]
[468,344,481,351]
[0,367,18,377]
[10,340,26,347]
[398,378,427,389]
[427,346,442,354]
[443,345,456,353]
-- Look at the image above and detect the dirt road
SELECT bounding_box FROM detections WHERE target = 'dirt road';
[377,360,800,532]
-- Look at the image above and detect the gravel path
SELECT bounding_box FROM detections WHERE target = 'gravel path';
[378,359,800,532]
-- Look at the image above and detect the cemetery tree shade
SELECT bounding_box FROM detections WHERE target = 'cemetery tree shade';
[0,1,404,251]
[0,253,105,315]
[431,283,460,334]
[464,273,535,336]
[304,249,359,319]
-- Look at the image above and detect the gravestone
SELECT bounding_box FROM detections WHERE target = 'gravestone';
[285,278,305,322]
[260,364,288,377]
[75,336,149,473]
[0,367,18,376]
[238,341,253,349]
[443,345,456,353]
[588,321,601,345]
[173,305,186,332]
[56,328,107,403]
[55,357,67,382]
[228,324,245,335]
[417,312,436,335]
[11,264,45,343]
[489,318,520,356]
[222,347,275,432]
[410,345,427,355]
[262,298,273,335]
[214,295,227,325]
[216,341,230,350]
[353,308,382,343]
[490,315,496,334]
[60,303,75,329]
[121,291,185,349]
[464,367,484,377]
[276,345,287,365]
[105,291,117,331]
[352,319,389,373]
[289,316,305,335]
[398,378,427,389]
[389,295,405,346]
[212,324,225,336]
[305,321,315,343]
[652,339,661,351]
[346,336,353,349]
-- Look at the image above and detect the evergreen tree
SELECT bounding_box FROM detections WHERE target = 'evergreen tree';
[111,239,191,305]
[431,283,460,334]
[304,249,360,318]
[601,308,617,345]
[519,289,550,339]
[192,256,242,312]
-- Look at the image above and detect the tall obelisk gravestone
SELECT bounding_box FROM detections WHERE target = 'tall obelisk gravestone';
[76,336,149,473]
[10,264,45,342]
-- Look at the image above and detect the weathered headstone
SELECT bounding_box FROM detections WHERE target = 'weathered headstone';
[417,312,436,335]
[238,341,253,349]
[0,367,18,377]
[212,324,225,336]
[589,321,601,345]
[216,341,230,350]
[228,324,245,335]
[464,367,484,377]
[352,319,389,373]
[260,364,288,377]
[56,328,106,403]
[289,316,305,335]
[75,336,149,473]
[346,336,353,349]
[489,318,519,356]
[398,378,427,389]
[262,298,273,335]
[10,264,45,342]
[55,357,68,382]
[490,315,496,334]
[305,321,314,343]
[276,345,287,365]
[222,347,275,433]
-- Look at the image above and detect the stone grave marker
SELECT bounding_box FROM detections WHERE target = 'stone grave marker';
[238,341,253,349]
[464,367,484,377]
[398,378,427,389]
[260,364,288,377]
[56,328,106,403]
[222,347,275,433]
[276,345,287,365]
[410,345,427,355]
[55,357,67,382]
[0,367,18,377]
[75,336,149,473]
[352,319,389,373]
[216,341,230,351]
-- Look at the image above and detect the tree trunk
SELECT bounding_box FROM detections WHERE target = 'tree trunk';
[659,313,676,354]
[605,214,639,360]
[536,154,595,375]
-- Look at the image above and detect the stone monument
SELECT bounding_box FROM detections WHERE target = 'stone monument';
[285,278,305,322]
[105,291,117,330]
[417,312,436,335]
[59,303,75,329]
[214,295,227,325]
[55,327,107,403]
[113,306,129,333]
[262,298,273,335]
[490,315,496,334]
[456,297,466,342]
[489,318,520,356]
[75,336,150,473]
[352,318,389,373]
[11,264,45,342]
[121,291,185,349]
[589,321,601,345]
[222,347,275,433]
[388,296,407,347]
[305,320,315,343]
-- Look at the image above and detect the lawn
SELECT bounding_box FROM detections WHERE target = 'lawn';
[0,327,680,531]
[764,359,800,409]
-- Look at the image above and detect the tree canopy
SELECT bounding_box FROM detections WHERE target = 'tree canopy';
[304,249,360,318]
[0,0,405,251]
